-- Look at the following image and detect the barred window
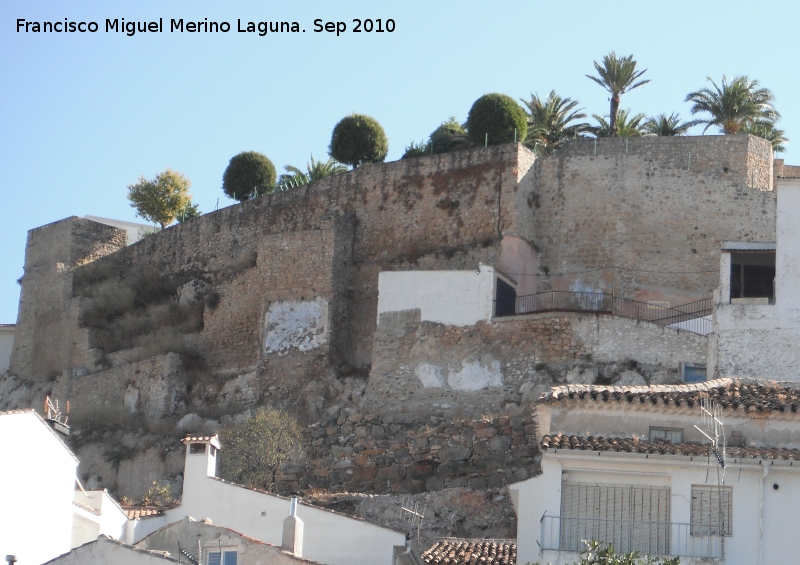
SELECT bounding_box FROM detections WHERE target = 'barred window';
[691,485,732,536]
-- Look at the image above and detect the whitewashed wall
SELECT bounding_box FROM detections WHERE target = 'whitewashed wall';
[511,451,797,565]
[0,411,77,565]
[157,445,406,565]
[377,266,495,326]
[44,536,176,565]
[72,490,129,548]
[713,180,800,380]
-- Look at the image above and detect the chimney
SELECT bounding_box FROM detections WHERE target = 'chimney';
[282,496,304,557]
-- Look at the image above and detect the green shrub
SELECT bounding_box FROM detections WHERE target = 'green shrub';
[466,93,528,146]
[329,114,388,168]
[401,140,430,159]
[429,117,470,153]
[222,151,277,201]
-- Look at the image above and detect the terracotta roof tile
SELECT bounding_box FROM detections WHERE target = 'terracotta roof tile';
[122,505,173,519]
[421,539,516,565]
[539,378,800,414]
[541,434,800,461]
[181,434,218,443]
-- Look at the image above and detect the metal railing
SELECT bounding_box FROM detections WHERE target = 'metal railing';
[541,516,723,559]
[509,291,712,335]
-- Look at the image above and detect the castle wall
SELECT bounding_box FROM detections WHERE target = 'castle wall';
[10,217,126,379]
[532,135,776,305]
[363,310,706,417]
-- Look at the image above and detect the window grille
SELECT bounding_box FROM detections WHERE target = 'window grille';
[560,483,670,554]
[691,485,732,536]
[207,551,237,565]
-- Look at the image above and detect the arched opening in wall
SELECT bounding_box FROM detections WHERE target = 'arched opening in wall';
[494,277,517,317]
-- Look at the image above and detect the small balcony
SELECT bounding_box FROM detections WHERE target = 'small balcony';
[541,515,724,560]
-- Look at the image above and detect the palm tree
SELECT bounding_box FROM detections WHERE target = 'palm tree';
[277,155,347,189]
[742,119,788,153]
[685,75,777,134]
[643,113,693,136]
[586,52,650,137]
[589,109,647,138]
[520,91,591,154]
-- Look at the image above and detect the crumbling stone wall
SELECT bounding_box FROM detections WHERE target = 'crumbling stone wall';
[11,217,126,379]
[532,135,776,305]
[280,413,538,495]
[363,309,706,417]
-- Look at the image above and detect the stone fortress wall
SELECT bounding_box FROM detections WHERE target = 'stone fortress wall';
[531,135,776,305]
[2,135,780,508]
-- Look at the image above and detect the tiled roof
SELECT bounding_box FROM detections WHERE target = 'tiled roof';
[73,500,101,516]
[122,505,171,519]
[541,434,800,461]
[181,434,218,443]
[539,378,800,414]
[421,539,516,565]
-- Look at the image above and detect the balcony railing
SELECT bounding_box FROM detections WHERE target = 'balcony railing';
[506,291,712,335]
[541,516,723,559]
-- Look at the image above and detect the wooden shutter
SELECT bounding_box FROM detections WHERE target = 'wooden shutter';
[691,485,732,536]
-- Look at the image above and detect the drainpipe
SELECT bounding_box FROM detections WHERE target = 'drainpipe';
[758,463,770,565]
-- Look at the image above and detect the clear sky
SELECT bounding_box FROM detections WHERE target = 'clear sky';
[1,0,798,323]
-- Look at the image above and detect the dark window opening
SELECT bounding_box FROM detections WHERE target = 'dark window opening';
[730,252,775,302]
[189,443,205,454]
[495,278,517,317]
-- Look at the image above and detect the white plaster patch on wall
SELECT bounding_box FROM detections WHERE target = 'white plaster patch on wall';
[414,362,445,388]
[448,359,503,391]
[264,299,328,355]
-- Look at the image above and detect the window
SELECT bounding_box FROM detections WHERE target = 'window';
[691,485,732,536]
[729,251,775,302]
[649,427,683,444]
[682,363,707,383]
[189,443,205,454]
[559,483,670,554]
[207,551,237,565]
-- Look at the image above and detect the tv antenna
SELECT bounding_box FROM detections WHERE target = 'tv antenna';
[400,496,426,541]
[694,396,726,482]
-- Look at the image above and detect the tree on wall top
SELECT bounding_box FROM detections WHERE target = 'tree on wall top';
[586,52,650,138]
[685,75,787,152]
[127,168,194,230]
[465,93,528,146]
[329,114,389,168]
[222,151,277,201]
[521,91,590,154]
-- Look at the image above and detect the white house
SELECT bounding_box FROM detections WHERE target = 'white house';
[710,178,800,380]
[130,435,409,565]
[0,409,78,564]
[510,379,800,565]
[135,515,322,565]
[0,408,136,565]
[41,535,179,565]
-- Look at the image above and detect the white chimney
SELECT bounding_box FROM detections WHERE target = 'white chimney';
[282,496,304,557]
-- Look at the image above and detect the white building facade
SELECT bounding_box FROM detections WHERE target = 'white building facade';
[711,179,800,380]
[511,380,800,565]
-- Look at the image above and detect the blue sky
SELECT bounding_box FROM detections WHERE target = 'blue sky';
[1,0,798,323]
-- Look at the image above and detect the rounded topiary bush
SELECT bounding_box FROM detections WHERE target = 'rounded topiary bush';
[429,117,469,154]
[329,114,388,168]
[465,93,528,146]
[222,151,276,202]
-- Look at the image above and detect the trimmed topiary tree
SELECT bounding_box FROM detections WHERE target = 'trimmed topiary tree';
[329,114,388,168]
[222,151,277,201]
[465,93,528,146]
[429,117,470,154]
